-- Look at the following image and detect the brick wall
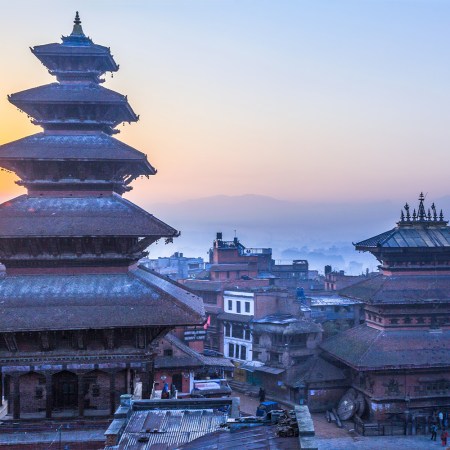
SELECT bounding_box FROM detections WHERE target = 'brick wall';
[19,372,46,413]
[84,370,110,410]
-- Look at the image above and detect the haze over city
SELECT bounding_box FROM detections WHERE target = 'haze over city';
[2,0,450,270]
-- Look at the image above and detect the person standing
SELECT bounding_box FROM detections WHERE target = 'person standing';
[259,387,266,403]
[170,383,177,399]
[439,411,444,429]
[162,382,170,399]
[441,429,448,447]
[431,423,438,441]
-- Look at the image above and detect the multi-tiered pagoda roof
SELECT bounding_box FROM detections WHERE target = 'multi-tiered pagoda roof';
[0,13,204,332]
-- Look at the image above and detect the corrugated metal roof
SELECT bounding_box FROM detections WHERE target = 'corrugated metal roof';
[179,424,300,449]
[117,409,227,449]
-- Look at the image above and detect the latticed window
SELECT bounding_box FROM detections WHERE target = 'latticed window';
[92,384,100,397]
[35,387,43,399]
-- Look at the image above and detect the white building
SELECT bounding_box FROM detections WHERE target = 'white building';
[221,291,254,362]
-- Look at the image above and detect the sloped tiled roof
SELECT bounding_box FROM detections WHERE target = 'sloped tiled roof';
[0,194,177,238]
[321,324,450,370]
[356,226,450,249]
[156,333,234,370]
[286,356,346,387]
[0,133,154,168]
[10,83,128,104]
[339,274,450,304]
[0,267,204,332]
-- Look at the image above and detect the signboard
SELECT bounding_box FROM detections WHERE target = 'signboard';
[193,381,221,391]
[184,328,206,341]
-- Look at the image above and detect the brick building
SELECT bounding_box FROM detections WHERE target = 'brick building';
[0,14,204,419]
[300,295,364,337]
[250,315,324,404]
[324,271,367,291]
[182,277,271,354]
[153,333,233,396]
[209,232,273,278]
[140,253,204,281]
[271,259,309,282]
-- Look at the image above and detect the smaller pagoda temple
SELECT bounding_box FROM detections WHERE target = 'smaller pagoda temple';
[321,193,450,422]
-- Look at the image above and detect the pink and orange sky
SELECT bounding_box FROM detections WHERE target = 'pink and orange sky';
[2,0,450,208]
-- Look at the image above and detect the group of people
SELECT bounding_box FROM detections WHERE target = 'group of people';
[430,410,448,446]
[161,382,177,399]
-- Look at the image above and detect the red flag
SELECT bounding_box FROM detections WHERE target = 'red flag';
[203,315,211,330]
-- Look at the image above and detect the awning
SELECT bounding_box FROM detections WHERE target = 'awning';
[217,312,253,323]
[240,361,264,372]
[254,366,285,375]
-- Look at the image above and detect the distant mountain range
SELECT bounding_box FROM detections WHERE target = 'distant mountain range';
[138,194,450,274]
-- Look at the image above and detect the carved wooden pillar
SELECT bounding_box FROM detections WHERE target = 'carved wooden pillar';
[5,376,11,415]
[45,373,52,419]
[140,370,150,399]
[109,371,116,415]
[12,375,20,420]
[0,372,3,406]
[78,374,84,417]
[127,368,131,394]
[148,360,155,399]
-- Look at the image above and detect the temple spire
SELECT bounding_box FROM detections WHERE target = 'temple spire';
[417,192,426,220]
[71,11,84,36]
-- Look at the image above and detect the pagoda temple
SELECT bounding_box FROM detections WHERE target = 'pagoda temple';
[0,13,204,419]
[321,193,450,423]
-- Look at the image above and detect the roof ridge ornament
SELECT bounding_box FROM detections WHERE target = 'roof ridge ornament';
[398,194,447,226]
[432,203,437,221]
[404,203,410,221]
[71,11,84,36]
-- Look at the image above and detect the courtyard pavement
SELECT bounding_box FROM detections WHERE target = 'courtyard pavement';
[231,391,447,450]
[317,435,447,449]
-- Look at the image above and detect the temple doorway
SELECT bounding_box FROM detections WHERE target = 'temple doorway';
[172,373,182,392]
[52,371,78,409]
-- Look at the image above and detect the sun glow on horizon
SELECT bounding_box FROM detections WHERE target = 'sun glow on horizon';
[1,1,450,206]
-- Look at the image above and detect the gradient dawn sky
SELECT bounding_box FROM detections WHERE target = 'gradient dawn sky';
[1,0,450,207]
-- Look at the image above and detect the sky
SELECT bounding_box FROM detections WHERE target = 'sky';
[2,0,450,207]
[2,1,450,269]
